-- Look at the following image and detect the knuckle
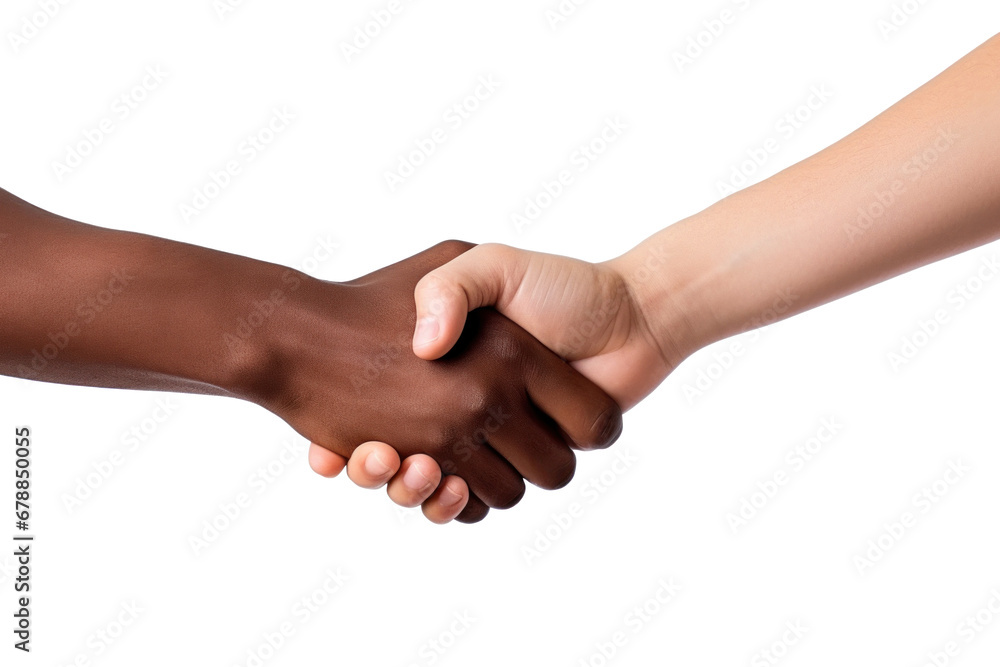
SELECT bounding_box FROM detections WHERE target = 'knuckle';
[476,242,512,261]
[462,383,492,415]
[433,239,475,259]
[583,404,624,450]
[489,329,525,365]
[417,272,471,322]
[417,270,448,293]
[477,243,523,286]
[416,272,453,308]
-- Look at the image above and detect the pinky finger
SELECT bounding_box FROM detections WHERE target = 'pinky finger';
[308,442,348,478]
[421,476,470,524]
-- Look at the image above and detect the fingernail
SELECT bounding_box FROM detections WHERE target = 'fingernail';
[403,465,432,492]
[413,317,440,348]
[439,485,464,507]
[364,451,392,478]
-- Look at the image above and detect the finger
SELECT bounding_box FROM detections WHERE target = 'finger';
[525,357,624,451]
[487,407,578,490]
[346,441,402,489]
[308,442,348,478]
[442,439,526,510]
[455,491,490,524]
[421,475,470,524]
[412,244,528,360]
[387,454,443,508]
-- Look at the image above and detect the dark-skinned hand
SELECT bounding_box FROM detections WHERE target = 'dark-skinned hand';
[248,241,623,523]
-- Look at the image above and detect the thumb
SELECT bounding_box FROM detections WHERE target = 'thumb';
[412,243,525,359]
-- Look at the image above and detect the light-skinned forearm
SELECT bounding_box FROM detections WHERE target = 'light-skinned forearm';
[616,33,1000,360]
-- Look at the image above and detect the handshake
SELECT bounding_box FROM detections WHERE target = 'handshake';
[1,180,693,526]
[5,33,997,526]
[0,187,724,527]
[256,240,681,524]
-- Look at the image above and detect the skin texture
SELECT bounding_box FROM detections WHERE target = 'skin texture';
[331,32,1000,513]
[0,191,622,524]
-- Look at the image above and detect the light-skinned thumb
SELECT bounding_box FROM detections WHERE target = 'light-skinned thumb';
[412,244,518,359]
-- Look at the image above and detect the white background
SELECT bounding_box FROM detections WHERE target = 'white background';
[2,1,1000,665]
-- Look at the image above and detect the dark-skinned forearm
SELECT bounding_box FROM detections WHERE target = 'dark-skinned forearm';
[0,187,298,399]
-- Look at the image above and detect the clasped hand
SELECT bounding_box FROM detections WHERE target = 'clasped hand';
[260,241,630,523]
